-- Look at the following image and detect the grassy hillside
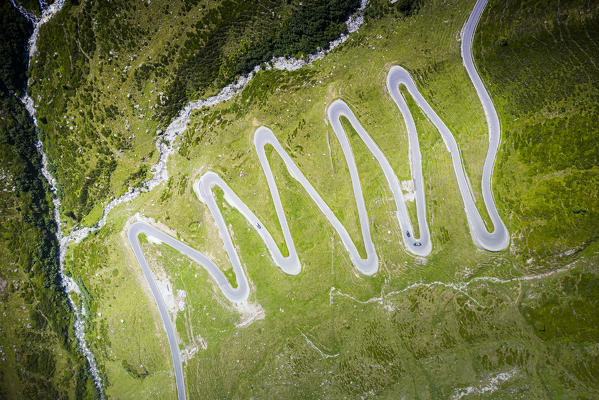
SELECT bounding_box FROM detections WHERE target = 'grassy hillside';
[56,0,599,398]
[0,2,97,398]
[27,0,363,229]
[476,0,599,259]
[0,91,97,400]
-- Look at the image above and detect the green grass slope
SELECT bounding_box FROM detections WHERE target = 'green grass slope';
[0,91,97,400]
[0,2,97,398]
[476,0,599,259]
[38,0,599,398]
[27,0,363,229]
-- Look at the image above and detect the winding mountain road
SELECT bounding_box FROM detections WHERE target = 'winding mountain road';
[128,0,508,398]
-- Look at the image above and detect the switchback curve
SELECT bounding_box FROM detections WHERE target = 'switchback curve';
[128,1,508,398]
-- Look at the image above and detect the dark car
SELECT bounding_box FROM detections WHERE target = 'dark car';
[406,231,411,238]
[414,242,422,247]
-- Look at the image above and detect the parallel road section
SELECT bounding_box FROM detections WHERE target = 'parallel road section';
[128,1,508,398]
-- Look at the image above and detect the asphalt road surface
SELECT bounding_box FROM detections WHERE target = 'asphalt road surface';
[128,1,508,398]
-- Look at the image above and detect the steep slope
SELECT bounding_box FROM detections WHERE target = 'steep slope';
[59,0,599,398]
[10,0,599,398]
[27,0,363,228]
[476,0,599,259]
[0,3,96,398]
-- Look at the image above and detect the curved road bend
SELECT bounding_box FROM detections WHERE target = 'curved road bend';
[128,224,187,400]
[128,0,508,399]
